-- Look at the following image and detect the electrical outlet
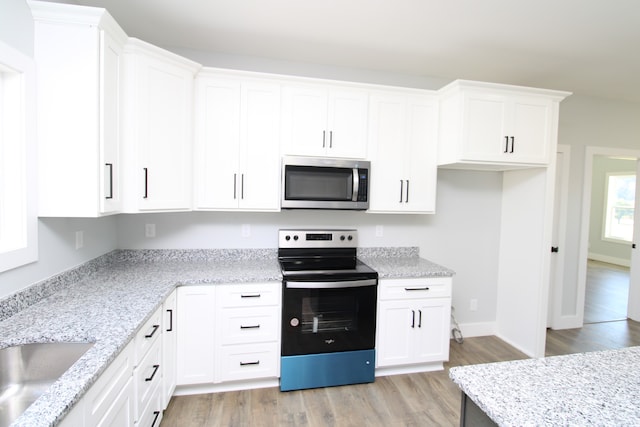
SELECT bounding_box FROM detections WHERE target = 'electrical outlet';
[375,225,384,237]
[241,224,251,238]
[470,299,478,312]
[75,231,84,250]
[145,224,156,238]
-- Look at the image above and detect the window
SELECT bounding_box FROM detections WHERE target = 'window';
[603,173,636,242]
[0,40,37,273]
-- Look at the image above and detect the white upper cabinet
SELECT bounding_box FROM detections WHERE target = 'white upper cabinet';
[437,80,570,170]
[368,91,438,214]
[121,38,201,212]
[281,83,368,159]
[30,1,127,217]
[194,71,281,211]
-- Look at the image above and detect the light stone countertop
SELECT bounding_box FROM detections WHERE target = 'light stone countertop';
[449,346,640,426]
[0,248,453,426]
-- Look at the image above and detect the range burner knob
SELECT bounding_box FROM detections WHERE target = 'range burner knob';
[285,235,291,241]
[348,235,353,241]
[293,235,299,241]
[340,235,346,241]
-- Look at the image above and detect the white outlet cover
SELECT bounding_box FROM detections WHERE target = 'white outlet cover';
[145,224,156,238]
[75,231,83,250]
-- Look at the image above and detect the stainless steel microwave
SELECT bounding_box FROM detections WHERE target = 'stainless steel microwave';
[281,156,370,210]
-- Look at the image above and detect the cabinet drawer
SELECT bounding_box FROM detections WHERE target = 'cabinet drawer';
[218,306,279,345]
[216,342,280,382]
[135,307,162,363]
[134,336,162,421]
[136,383,162,427]
[217,282,281,308]
[379,277,452,300]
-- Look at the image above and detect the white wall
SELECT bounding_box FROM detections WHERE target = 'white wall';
[556,95,640,318]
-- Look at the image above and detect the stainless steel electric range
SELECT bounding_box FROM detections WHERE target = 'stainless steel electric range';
[278,229,378,391]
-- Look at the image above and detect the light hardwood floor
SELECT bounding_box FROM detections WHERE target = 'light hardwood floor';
[584,259,630,324]
[161,320,640,427]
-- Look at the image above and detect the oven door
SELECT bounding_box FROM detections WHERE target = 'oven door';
[281,278,377,356]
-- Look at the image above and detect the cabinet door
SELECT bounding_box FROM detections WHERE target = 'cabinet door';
[403,97,438,213]
[238,82,281,210]
[413,298,451,363]
[461,92,508,162]
[100,29,123,214]
[376,300,414,367]
[326,88,368,159]
[162,290,177,409]
[281,85,328,157]
[176,286,215,385]
[508,96,552,164]
[194,77,241,209]
[368,94,407,212]
[128,52,194,211]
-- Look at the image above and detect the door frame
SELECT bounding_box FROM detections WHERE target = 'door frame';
[547,145,571,329]
[576,146,640,325]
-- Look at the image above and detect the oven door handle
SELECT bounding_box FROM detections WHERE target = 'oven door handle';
[285,279,377,289]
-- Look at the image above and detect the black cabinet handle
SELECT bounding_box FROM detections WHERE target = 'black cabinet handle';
[105,163,113,199]
[504,136,509,153]
[240,360,260,366]
[151,411,160,427]
[143,168,148,199]
[405,180,410,203]
[510,136,515,153]
[241,173,244,199]
[145,324,159,339]
[418,310,422,328]
[329,130,333,148]
[322,130,326,148]
[240,294,261,298]
[240,324,260,329]
[411,310,415,328]
[404,287,430,291]
[145,364,160,381]
[399,180,404,203]
[233,173,237,199]
[166,309,173,332]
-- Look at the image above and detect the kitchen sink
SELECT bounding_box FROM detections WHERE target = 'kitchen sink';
[0,342,93,426]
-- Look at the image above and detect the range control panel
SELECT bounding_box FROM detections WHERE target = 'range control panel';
[278,229,358,249]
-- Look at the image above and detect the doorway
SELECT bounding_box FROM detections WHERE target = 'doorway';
[577,147,640,326]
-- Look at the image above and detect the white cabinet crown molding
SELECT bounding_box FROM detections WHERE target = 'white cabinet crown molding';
[124,37,202,74]
[438,79,571,101]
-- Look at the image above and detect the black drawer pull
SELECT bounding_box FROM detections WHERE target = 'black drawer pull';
[166,309,173,332]
[411,310,415,328]
[418,310,422,328]
[151,411,160,427]
[105,163,113,199]
[240,360,260,366]
[145,364,160,382]
[404,287,430,291]
[240,324,260,329]
[145,324,160,339]
[240,294,261,298]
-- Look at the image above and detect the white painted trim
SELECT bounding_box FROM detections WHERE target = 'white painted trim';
[375,362,444,377]
[548,145,571,329]
[578,146,640,328]
[174,378,279,396]
[588,253,631,268]
[549,315,583,330]
[457,321,496,338]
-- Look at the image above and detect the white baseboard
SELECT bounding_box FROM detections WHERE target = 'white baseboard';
[588,252,631,268]
[456,321,496,338]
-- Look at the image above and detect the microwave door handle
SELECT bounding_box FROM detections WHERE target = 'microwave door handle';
[352,168,359,201]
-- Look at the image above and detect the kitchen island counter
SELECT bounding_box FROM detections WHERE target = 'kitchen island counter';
[449,346,640,426]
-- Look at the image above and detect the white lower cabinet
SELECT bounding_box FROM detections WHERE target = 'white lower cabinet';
[376,278,452,375]
[176,282,281,393]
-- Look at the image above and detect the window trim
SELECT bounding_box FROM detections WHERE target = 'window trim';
[602,171,635,244]
[0,40,37,273]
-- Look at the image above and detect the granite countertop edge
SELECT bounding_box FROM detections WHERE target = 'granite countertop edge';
[0,247,454,426]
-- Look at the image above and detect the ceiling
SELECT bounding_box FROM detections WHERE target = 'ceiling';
[46,0,640,103]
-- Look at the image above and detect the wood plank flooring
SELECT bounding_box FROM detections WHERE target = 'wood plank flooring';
[161,321,640,427]
[584,259,629,323]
